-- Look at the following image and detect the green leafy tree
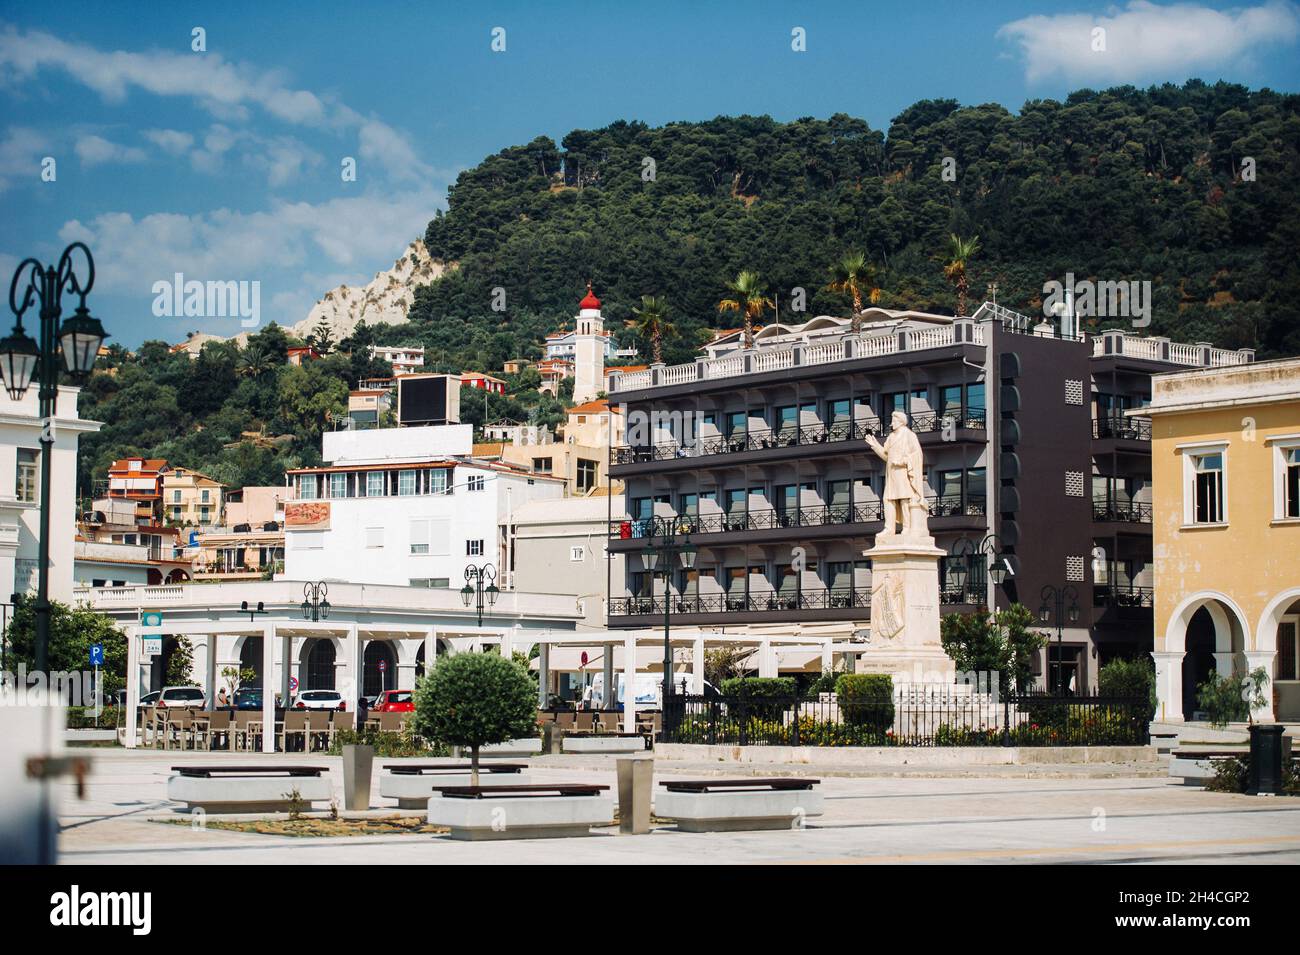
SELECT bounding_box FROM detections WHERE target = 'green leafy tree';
[1098,656,1158,719]
[5,598,128,695]
[718,270,771,349]
[826,251,881,332]
[942,234,980,316]
[940,604,1046,693]
[411,653,537,784]
[630,295,677,364]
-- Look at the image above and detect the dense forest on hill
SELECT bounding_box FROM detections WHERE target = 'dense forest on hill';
[76,80,1300,498]
[391,79,1300,368]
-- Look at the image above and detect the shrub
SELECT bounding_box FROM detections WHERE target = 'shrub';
[720,677,796,720]
[1204,755,1249,793]
[328,728,446,758]
[1196,673,1249,727]
[805,669,840,696]
[412,652,536,782]
[836,674,894,731]
[1098,656,1158,720]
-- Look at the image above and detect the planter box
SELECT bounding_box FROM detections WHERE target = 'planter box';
[655,788,825,832]
[479,738,543,757]
[563,736,645,754]
[427,793,614,840]
[167,774,332,813]
[381,771,531,809]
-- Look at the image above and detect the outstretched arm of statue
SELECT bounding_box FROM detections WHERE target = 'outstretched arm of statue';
[866,433,886,461]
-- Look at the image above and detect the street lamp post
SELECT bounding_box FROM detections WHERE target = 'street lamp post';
[1038,584,1081,694]
[640,516,696,732]
[301,581,330,622]
[946,534,1013,605]
[460,564,499,628]
[3,242,108,675]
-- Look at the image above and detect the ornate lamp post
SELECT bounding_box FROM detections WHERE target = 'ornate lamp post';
[461,563,499,627]
[1038,584,1081,694]
[946,534,1013,604]
[3,242,108,674]
[640,516,697,729]
[301,581,330,622]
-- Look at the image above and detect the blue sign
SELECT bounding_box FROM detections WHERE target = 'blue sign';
[89,643,105,666]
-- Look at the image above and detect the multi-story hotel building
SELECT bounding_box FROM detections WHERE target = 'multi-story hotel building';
[605,303,1255,691]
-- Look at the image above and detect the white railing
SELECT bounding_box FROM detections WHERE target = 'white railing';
[1168,342,1199,365]
[660,364,699,386]
[803,341,844,366]
[854,333,900,358]
[704,355,744,379]
[752,349,795,374]
[905,327,954,351]
[616,370,653,390]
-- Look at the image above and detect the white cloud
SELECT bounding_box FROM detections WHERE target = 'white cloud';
[0,125,49,190]
[57,190,441,327]
[0,25,432,184]
[75,134,147,167]
[997,1,1300,84]
[143,128,194,155]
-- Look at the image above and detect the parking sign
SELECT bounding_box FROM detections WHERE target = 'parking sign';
[89,643,104,667]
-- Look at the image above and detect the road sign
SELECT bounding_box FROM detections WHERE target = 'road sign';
[142,636,163,657]
[289,676,299,692]
[580,651,588,667]
[88,644,104,667]
[378,659,387,673]
[140,610,163,633]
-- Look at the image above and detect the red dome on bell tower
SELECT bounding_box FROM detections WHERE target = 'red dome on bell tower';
[578,281,601,311]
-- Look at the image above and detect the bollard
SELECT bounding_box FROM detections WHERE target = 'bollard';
[616,756,653,834]
[1247,724,1286,795]
[341,744,374,811]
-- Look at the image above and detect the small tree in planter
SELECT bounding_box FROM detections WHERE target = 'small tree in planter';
[412,652,536,785]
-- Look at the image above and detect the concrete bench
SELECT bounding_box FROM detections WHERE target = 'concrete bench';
[655,778,824,832]
[562,735,647,754]
[427,783,614,840]
[379,763,530,808]
[1169,747,1298,785]
[167,765,332,813]
[479,737,543,757]
[1150,731,1179,755]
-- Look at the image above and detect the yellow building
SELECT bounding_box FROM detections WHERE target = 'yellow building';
[162,466,225,527]
[1146,357,1300,722]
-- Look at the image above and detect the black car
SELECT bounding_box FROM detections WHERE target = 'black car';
[232,687,264,710]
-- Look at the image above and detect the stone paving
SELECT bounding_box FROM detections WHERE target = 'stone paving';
[53,748,1300,865]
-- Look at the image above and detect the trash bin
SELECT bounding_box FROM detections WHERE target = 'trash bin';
[616,757,653,834]
[342,744,374,811]
[1247,724,1285,795]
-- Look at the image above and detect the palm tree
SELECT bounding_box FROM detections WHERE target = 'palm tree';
[718,270,771,349]
[238,344,274,379]
[826,251,882,333]
[631,295,676,364]
[943,234,981,317]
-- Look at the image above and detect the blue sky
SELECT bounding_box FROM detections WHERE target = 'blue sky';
[2,0,1298,346]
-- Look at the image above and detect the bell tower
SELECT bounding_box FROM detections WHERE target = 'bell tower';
[573,281,605,404]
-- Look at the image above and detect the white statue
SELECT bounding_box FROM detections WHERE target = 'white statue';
[866,410,929,541]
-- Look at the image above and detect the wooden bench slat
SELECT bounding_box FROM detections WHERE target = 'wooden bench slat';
[659,778,819,793]
[385,763,527,774]
[435,783,608,799]
[171,765,327,777]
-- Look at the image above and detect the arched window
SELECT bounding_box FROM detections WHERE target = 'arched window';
[305,639,336,690]
[239,637,263,688]
[363,642,396,697]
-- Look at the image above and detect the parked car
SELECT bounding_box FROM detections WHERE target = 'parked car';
[140,686,206,709]
[292,689,346,711]
[374,689,414,712]
[232,687,264,711]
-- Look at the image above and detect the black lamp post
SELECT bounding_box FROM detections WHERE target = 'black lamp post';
[947,535,1012,604]
[460,563,499,627]
[1038,584,1081,694]
[3,243,108,675]
[640,516,697,726]
[301,581,330,622]
[240,600,268,623]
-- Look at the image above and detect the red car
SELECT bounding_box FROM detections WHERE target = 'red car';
[375,689,414,712]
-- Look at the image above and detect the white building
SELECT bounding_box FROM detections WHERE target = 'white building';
[370,345,425,377]
[572,284,606,405]
[283,424,565,589]
[0,386,99,602]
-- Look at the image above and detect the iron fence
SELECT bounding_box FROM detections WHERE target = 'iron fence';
[665,690,1151,747]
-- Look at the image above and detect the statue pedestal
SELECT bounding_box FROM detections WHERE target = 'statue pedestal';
[861,537,954,684]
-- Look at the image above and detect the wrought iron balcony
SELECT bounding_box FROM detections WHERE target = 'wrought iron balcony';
[1093,585,1154,609]
[612,409,986,466]
[610,579,989,617]
[1092,416,1152,441]
[1091,498,1153,523]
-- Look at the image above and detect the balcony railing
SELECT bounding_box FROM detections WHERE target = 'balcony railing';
[1092,416,1152,441]
[611,580,987,617]
[613,409,986,465]
[1091,498,1153,524]
[611,495,985,541]
[1093,585,1154,609]
[610,322,984,394]
[1092,332,1253,368]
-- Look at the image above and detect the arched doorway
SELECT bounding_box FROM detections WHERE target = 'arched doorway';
[363,641,396,698]
[1181,608,1216,719]
[239,636,263,688]
[1257,590,1300,721]
[304,639,336,690]
[1162,592,1250,721]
